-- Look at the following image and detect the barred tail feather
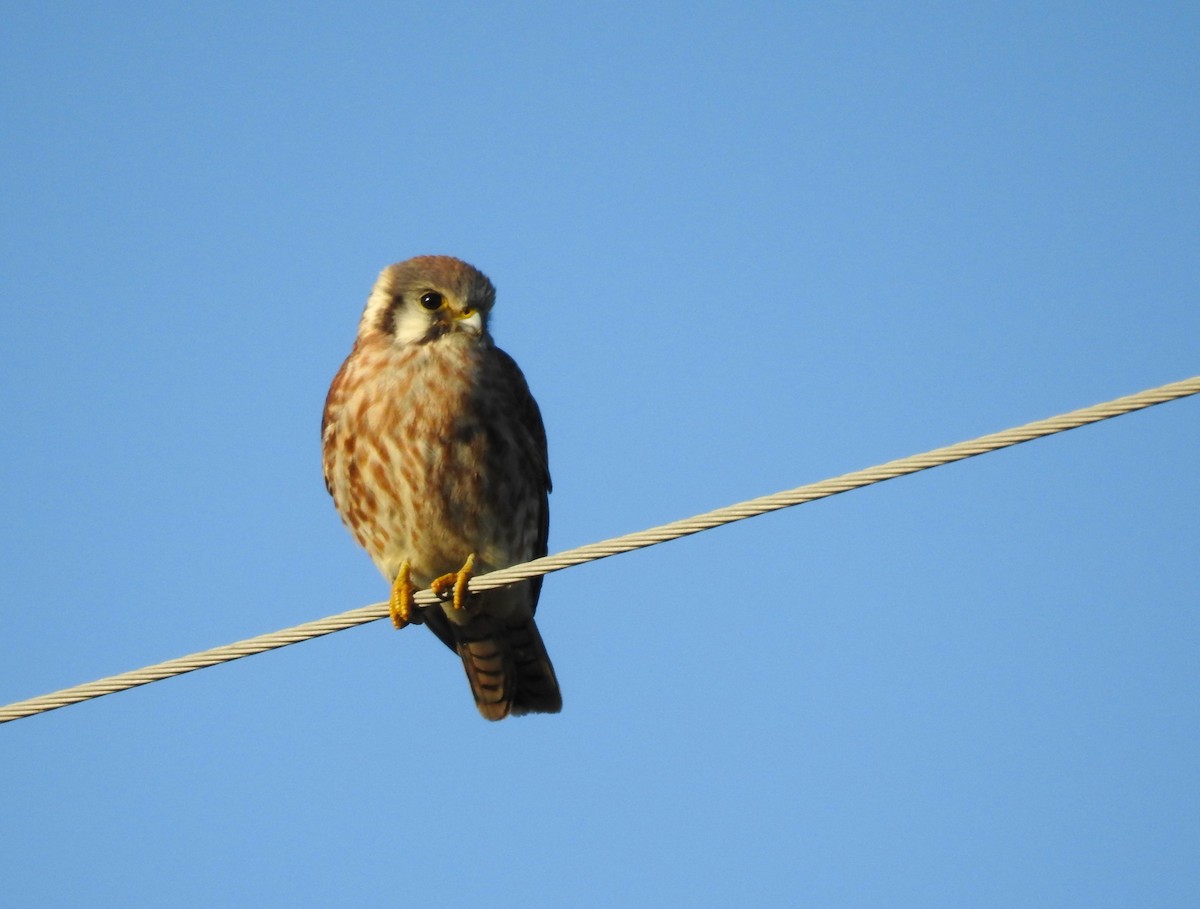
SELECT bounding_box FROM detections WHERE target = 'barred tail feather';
[453,616,561,721]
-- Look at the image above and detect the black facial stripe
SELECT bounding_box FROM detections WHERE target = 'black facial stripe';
[378,295,402,336]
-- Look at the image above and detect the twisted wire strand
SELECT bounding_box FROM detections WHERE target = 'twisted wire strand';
[3,375,1197,725]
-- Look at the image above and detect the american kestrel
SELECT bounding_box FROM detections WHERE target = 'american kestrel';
[322,255,561,720]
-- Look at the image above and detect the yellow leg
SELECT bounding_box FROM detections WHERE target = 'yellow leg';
[430,553,476,613]
[389,561,417,629]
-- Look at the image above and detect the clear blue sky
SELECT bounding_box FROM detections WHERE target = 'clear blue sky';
[2,3,1197,906]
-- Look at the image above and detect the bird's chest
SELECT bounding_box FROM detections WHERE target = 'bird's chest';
[326,341,509,578]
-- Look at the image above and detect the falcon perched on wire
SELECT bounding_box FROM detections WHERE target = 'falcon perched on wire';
[322,255,561,720]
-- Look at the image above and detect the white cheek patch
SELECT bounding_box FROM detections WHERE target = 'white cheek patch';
[392,305,436,345]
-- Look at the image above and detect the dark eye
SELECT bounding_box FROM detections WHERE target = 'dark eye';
[419,291,443,310]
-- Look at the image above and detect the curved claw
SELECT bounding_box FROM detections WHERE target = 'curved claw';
[430,553,476,613]
[388,561,420,629]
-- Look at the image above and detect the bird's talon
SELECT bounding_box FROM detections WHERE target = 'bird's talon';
[430,553,477,613]
[389,561,420,629]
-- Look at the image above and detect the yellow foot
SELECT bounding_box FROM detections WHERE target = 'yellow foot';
[388,561,419,629]
[430,553,476,613]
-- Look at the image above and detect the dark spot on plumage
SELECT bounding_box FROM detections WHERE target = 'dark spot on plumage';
[420,320,453,343]
[378,295,402,336]
[485,424,511,459]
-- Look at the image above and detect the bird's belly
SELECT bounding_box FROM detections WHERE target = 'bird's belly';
[330,405,518,586]
[324,337,541,590]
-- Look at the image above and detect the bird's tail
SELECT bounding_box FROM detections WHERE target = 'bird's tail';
[454,615,562,721]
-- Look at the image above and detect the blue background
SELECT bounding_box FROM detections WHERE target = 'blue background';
[3,3,1197,906]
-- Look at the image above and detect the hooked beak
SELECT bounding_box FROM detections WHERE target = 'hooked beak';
[452,306,483,334]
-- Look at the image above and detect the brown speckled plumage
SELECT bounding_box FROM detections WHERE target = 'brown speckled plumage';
[322,256,560,719]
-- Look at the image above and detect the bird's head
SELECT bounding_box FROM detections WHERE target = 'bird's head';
[360,255,496,346]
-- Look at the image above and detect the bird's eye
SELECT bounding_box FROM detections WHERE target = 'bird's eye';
[419,291,444,311]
